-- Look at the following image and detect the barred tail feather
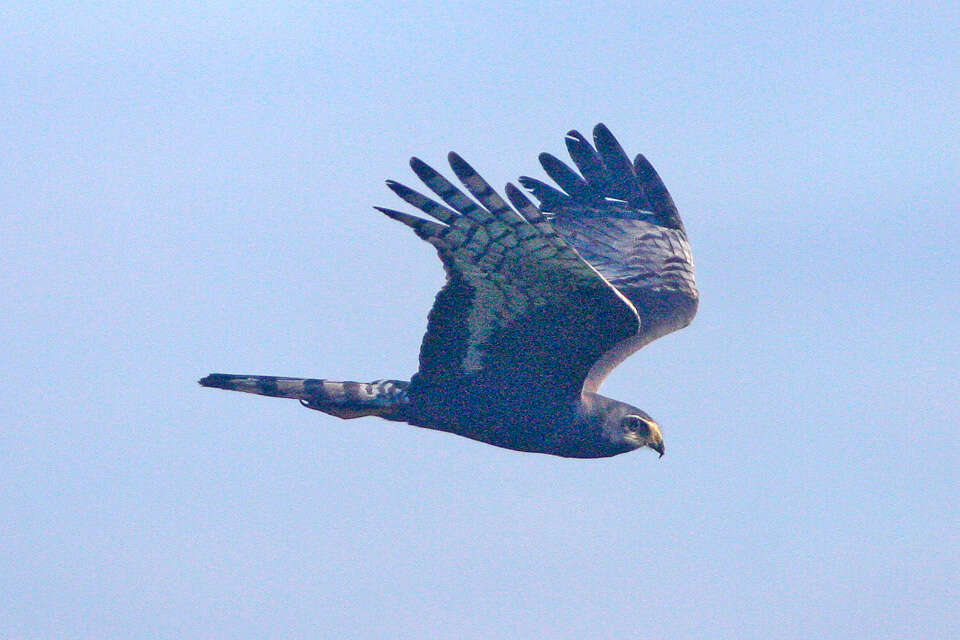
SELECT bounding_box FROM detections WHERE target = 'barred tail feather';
[198,374,409,420]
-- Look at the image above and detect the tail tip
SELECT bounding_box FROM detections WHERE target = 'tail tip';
[199,373,231,388]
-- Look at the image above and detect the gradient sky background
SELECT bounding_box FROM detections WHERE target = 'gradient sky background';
[2,2,958,638]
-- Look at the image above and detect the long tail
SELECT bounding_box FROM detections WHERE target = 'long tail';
[198,374,409,420]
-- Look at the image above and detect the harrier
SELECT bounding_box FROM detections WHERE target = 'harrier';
[200,125,698,458]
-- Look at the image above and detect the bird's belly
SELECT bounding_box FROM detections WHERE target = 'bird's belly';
[405,409,628,458]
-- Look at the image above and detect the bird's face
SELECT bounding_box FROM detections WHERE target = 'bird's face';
[620,413,665,457]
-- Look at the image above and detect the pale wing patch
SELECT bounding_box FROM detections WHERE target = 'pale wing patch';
[552,217,697,296]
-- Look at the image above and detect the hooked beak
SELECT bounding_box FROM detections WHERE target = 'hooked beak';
[650,442,665,458]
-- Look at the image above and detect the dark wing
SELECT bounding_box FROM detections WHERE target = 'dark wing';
[378,152,639,421]
[520,124,698,392]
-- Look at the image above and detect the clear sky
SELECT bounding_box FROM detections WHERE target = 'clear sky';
[2,2,957,638]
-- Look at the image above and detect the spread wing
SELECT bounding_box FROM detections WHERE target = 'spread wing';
[520,124,699,392]
[377,152,639,418]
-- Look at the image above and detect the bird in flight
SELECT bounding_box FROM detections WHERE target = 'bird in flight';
[200,124,698,458]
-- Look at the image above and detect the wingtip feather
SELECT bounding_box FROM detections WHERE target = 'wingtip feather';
[447,151,471,177]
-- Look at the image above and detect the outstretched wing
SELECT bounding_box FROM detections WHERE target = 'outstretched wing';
[378,152,639,420]
[520,124,698,391]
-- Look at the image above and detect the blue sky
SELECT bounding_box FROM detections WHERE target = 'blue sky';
[2,2,957,638]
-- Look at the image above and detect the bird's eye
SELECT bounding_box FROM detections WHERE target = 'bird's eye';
[622,415,649,434]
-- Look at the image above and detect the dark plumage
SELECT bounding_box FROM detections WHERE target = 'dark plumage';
[200,124,698,458]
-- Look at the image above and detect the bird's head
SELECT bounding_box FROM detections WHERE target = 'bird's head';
[580,394,665,458]
[619,412,664,457]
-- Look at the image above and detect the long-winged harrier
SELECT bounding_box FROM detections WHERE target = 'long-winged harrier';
[200,124,698,458]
